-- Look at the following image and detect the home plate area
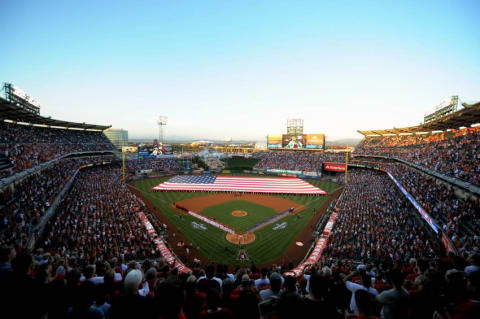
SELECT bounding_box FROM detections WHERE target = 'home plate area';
[226,233,256,245]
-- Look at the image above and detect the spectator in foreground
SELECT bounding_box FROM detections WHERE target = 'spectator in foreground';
[355,289,379,319]
[376,269,409,319]
[199,288,232,319]
[110,269,153,319]
[344,269,378,317]
[451,271,480,319]
[303,272,340,318]
[260,272,282,301]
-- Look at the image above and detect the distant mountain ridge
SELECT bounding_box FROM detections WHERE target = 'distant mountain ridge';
[129,136,363,146]
[325,138,362,146]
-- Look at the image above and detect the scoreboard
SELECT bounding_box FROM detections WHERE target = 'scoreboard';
[267,133,325,150]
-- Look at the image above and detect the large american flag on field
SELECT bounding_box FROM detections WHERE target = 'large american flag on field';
[152,175,327,195]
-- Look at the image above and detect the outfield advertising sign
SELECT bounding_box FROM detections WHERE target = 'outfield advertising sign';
[323,162,346,172]
[305,134,325,149]
[266,169,302,175]
[267,135,283,148]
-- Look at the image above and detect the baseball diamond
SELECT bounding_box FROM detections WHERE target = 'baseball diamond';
[131,176,339,265]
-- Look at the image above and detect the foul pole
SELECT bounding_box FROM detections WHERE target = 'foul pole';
[122,141,126,181]
[344,145,349,184]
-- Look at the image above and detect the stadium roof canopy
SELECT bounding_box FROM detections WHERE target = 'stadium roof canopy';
[0,97,111,131]
[358,102,480,136]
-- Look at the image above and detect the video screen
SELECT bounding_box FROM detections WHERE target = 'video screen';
[161,145,173,155]
[267,133,325,150]
[138,145,155,156]
[282,134,305,149]
[138,145,173,157]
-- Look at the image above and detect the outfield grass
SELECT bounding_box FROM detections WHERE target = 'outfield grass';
[225,158,259,170]
[200,200,278,232]
[132,176,338,265]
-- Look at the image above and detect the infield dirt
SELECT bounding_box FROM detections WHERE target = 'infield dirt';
[232,210,247,217]
[226,233,256,245]
[174,193,306,214]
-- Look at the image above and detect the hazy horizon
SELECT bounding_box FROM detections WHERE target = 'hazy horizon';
[1,1,479,140]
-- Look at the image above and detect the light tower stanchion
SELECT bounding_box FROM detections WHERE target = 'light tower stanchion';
[158,116,168,145]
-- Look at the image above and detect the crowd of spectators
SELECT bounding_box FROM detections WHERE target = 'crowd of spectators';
[0,155,117,249]
[386,164,480,255]
[37,166,162,263]
[355,127,480,185]
[253,151,346,171]
[0,121,115,178]
[323,169,441,263]
[1,241,479,318]
[347,158,480,256]
[0,131,478,317]
[0,164,478,317]
[127,158,183,173]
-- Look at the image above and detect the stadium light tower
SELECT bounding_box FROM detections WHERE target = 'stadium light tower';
[287,118,304,135]
[158,116,168,145]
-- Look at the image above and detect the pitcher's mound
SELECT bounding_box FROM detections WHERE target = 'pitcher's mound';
[232,210,247,217]
[226,233,255,244]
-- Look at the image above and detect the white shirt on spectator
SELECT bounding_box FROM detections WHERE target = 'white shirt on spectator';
[465,265,480,276]
[88,276,104,285]
[346,281,378,316]
[114,272,122,282]
[138,281,149,297]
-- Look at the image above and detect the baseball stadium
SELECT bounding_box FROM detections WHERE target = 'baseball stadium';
[1,2,480,318]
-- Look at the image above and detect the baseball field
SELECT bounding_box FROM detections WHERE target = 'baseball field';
[131,176,339,266]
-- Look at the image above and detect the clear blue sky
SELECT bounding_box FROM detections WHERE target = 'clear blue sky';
[1,0,479,141]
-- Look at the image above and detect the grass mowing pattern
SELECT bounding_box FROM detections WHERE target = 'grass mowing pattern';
[133,176,338,265]
[200,200,278,232]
